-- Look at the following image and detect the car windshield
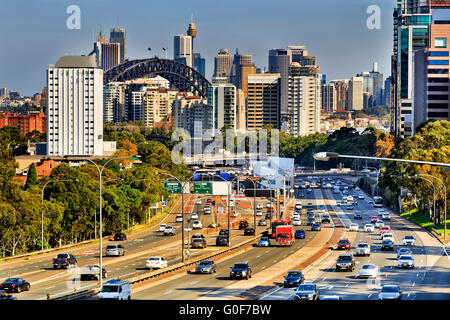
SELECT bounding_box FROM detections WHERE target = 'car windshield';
[338,256,352,261]
[382,240,392,245]
[287,272,301,277]
[405,236,414,239]
[56,254,68,259]
[358,243,368,248]
[233,264,247,269]
[148,257,160,261]
[338,240,349,244]
[400,256,413,260]
[106,245,117,249]
[298,284,315,291]
[199,261,212,266]
[101,285,118,293]
[381,286,399,293]
[4,278,20,282]
[260,237,268,241]
[362,264,375,269]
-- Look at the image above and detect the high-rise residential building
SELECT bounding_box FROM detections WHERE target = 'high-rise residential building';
[104,82,124,123]
[230,51,256,96]
[235,89,246,132]
[141,87,178,128]
[322,83,337,113]
[414,21,450,130]
[391,0,437,138]
[0,88,7,98]
[214,49,233,79]
[174,34,193,68]
[0,112,47,135]
[331,80,349,111]
[125,84,145,123]
[348,76,364,111]
[47,55,103,156]
[110,27,126,63]
[172,93,211,138]
[207,83,237,132]
[287,62,322,136]
[247,74,281,130]
[193,53,206,77]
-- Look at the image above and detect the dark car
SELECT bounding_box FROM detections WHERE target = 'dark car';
[337,239,351,250]
[345,206,354,211]
[283,270,305,288]
[219,229,229,236]
[265,212,272,219]
[295,229,305,239]
[239,221,249,230]
[354,212,362,219]
[311,222,321,231]
[230,263,252,280]
[321,215,331,223]
[113,232,127,241]
[0,278,30,293]
[294,283,320,300]
[0,290,16,300]
[381,240,394,251]
[298,193,305,198]
[307,217,315,225]
[216,235,228,246]
[244,227,255,235]
[80,265,107,280]
[191,238,207,249]
[335,254,355,271]
[53,253,77,269]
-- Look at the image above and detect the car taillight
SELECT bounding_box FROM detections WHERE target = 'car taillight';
[53,258,55,262]
[65,259,68,263]
[12,284,15,287]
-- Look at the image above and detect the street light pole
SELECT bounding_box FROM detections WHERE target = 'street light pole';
[415,174,447,239]
[41,178,78,251]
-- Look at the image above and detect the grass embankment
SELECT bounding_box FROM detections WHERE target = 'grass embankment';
[400,207,450,237]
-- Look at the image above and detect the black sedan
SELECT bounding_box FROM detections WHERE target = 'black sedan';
[381,240,394,251]
[244,227,255,235]
[311,223,321,231]
[0,278,30,293]
[283,271,305,287]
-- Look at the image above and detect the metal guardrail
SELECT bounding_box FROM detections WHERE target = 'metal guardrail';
[52,289,97,300]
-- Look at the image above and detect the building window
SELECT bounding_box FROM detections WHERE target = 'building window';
[429,51,449,57]
[429,60,449,65]
[435,38,447,48]
[428,69,449,74]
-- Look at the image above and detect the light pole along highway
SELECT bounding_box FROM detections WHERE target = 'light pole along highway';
[41,178,79,251]
[69,155,139,289]
[314,152,449,239]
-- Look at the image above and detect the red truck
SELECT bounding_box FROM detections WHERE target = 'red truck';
[276,225,294,246]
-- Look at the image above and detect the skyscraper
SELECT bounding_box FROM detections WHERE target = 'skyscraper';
[348,76,364,111]
[207,83,237,132]
[214,49,233,79]
[174,34,193,68]
[110,27,126,63]
[101,42,121,71]
[322,83,337,113]
[193,53,206,77]
[47,55,103,156]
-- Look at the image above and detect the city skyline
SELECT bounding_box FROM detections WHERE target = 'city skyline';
[0,0,393,95]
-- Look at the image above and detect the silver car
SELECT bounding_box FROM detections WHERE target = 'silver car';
[105,244,125,257]
[397,255,414,269]
[397,247,412,258]
[359,264,378,278]
[293,283,320,300]
[195,260,216,274]
[378,285,402,300]
[403,235,415,246]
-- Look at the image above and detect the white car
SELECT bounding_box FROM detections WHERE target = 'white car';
[382,213,391,220]
[266,202,272,208]
[190,213,199,220]
[378,285,402,300]
[349,223,359,232]
[336,201,342,206]
[347,195,354,202]
[397,255,414,268]
[359,264,378,278]
[175,215,183,222]
[256,211,263,216]
[358,195,364,200]
[145,257,168,269]
[382,233,394,242]
[403,235,415,246]
[204,207,211,214]
[159,224,167,232]
[192,220,202,229]
[256,203,263,210]
[292,218,301,226]
[163,226,176,236]
[364,224,375,232]
[375,220,384,228]
[378,210,386,216]
[355,242,370,256]
[397,247,412,258]
[292,213,300,220]
[195,200,202,205]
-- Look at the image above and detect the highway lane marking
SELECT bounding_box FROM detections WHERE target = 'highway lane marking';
[190,280,199,285]
[44,286,56,290]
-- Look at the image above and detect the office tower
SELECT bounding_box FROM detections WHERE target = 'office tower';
[212,76,230,84]
[47,55,103,156]
[357,65,384,108]
[235,89,246,132]
[193,53,206,77]
[322,83,337,113]
[174,34,193,68]
[384,76,392,106]
[391,0,441,138]
[101,42,121,71]
[287,63,322,136]
[110,27,126,63]
[331,80,349,111]
[0,88,7,98]
[231,51,256,96]
[104,82,124,123]
[348,76,364,111]
[247,73,281,130]
[172,93,211,138]
[207,83,237,132]
[239,63,256,97]
[125,84,145,123]
[214,49,233,79]
[321,74,327,86]
[363,92,373,109]
[414,21,450,130]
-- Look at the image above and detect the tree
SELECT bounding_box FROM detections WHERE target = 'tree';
[24,163,38,190]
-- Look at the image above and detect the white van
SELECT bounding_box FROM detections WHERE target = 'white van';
[99,279,131,300]
[333,186,340,194]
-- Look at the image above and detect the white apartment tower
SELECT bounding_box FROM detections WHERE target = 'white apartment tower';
[47,55,103,156]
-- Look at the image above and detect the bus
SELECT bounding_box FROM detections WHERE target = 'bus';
[271,219,291,238]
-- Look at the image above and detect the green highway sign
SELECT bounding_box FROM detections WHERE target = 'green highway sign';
[193,182,212,194]
[163,182,182,194]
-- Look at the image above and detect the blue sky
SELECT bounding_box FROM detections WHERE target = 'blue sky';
[0,0,395,95]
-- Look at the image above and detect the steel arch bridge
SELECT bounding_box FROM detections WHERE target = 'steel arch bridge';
[103,58,211,98]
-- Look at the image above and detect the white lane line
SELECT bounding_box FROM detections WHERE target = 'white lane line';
[163,290,172,295]
[44,286,56,290]
[190,280,199,285]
